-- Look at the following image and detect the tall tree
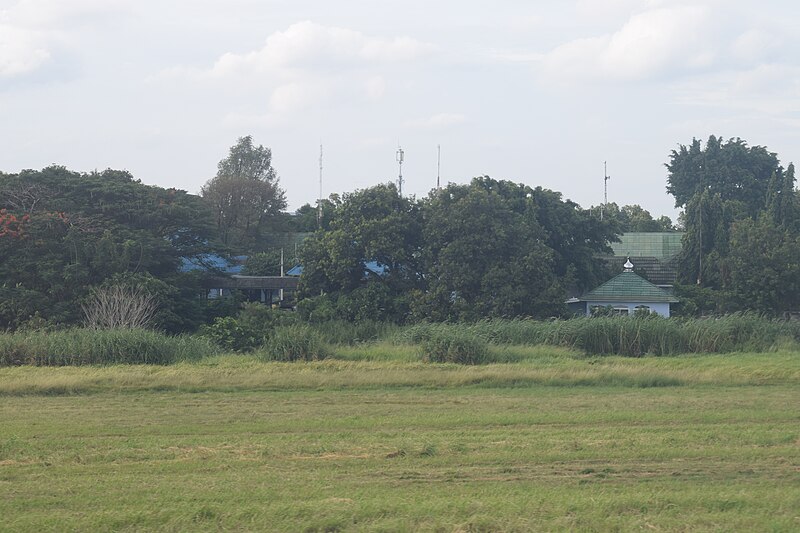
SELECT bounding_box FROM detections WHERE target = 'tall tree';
[298,184,421,322]
[666,135,780,217]
[419,179,565,320]
[766,163,799,230]
[727,216,800,314]
[202,136,287,249]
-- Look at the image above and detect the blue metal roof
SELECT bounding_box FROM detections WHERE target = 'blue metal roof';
[180,254,245,274]
[285,261,388,278]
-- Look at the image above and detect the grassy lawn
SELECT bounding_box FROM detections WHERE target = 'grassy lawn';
[1,350,799,531]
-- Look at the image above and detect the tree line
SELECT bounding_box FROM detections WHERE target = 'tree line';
[0,134,797,332]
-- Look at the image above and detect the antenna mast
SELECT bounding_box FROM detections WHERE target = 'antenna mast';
[396,145,405,196]
[437,144,441,189]
[318,144,323,227]
[601,161,611,220]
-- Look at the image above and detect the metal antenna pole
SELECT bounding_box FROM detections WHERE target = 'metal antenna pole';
[437,144,441,189]
[396,145,405,196]
[600,161,611,220]
[318,144,323,228]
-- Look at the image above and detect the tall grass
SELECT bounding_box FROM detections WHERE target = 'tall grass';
[419,329,489,364]
[309,320,401,345]
[0,328,219,366]
[393,315,800,357]
[258,324,330,362]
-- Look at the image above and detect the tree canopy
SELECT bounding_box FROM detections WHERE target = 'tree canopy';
[298,177,619,322]
[667,136,800,315]
[201,136,287,250]
[0,166,219,330]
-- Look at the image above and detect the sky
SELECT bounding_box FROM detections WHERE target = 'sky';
[1,0,798,219]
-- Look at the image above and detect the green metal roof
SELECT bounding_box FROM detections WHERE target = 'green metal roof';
[610,232,684,260]
[580,271,679,303]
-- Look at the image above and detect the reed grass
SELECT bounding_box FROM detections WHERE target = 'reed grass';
[419,328,489,364]
[393,315,800,356]
[0,328,218,366]
[258,324,330,361]
[309,320,401,345]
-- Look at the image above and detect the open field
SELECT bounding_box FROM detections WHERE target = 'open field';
[1,350,799,531]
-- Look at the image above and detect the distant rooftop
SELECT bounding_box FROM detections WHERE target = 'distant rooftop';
[580,270,679,303]
[610,232,684,260]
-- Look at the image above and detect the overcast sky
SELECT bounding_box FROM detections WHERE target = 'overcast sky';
[2,0,798,218]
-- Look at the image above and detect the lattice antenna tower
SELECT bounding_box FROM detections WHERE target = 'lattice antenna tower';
[600,161,611,220]
[396,144,405,196]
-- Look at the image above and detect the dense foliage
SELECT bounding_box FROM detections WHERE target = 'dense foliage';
[300,177,618,322]
[0,167,219,331]
[667,136,800,315]
[1,133,797,335]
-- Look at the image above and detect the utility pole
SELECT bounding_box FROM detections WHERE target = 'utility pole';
[279,248,285,302]
[396,145,404,196]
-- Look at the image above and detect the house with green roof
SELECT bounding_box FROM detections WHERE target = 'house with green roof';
[567,259,679,317]
[605,232,684,288]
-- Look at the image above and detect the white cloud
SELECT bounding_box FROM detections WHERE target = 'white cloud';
[405,113,467,129]
[165,21,435,116]
[0,23,49,77]
[542,5,714,82]
[365,76,386,100]
[6,0,128,28]
[269,80,331,114]
[674,64,800,116]
[730,29,782,64]
[209,21,433,77]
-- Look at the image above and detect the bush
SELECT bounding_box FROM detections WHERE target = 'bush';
[199,316,262,352]
[258,324,330,361]
[199,304,298,352]
[420,328,489,365]
[0,328,219,366]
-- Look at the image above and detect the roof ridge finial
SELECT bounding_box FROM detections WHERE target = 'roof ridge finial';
[624,257,634,272]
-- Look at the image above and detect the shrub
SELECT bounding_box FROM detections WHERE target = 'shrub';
[82,285,159,330]
[259,325,330,361]
[420,328,489,365]
[199,304,298,352]
[199,316,262,352]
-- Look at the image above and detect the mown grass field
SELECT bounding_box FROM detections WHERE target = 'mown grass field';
[1,349,799,531]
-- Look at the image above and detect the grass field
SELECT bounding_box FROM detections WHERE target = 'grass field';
[1,348,799,531]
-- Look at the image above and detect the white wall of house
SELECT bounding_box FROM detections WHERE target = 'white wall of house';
[584,301,671,317]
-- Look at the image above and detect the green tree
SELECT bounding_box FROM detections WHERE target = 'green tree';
[419,180,564,320]
[766,163,799,230]
[242,251,282,276]
[727,216,800,314]
[666,135,781,217]
[597,203,675,232]
[201,136,287,249]
[298,184,422,322]
[0,166,219,330]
